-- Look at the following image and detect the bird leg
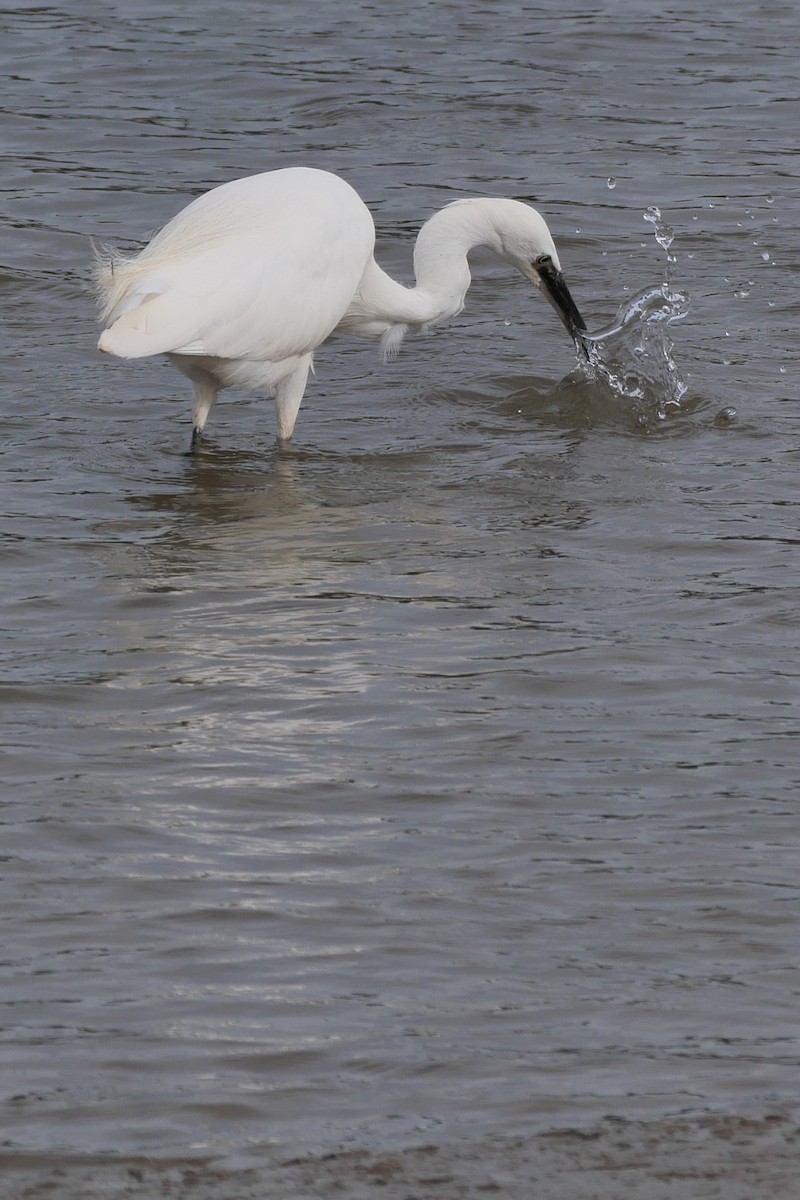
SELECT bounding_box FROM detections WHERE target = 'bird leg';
[190,376,219,445]
[274,357,312,445]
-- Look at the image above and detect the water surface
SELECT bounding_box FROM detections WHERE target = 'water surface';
[1,0,799,1170]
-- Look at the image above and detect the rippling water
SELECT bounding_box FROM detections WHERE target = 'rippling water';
[2,0,799,1173]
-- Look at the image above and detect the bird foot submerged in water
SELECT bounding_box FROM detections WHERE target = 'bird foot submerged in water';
[183,420,301,458]
[186,426,204,455]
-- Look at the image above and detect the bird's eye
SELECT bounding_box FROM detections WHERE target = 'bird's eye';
[534,253,553,269]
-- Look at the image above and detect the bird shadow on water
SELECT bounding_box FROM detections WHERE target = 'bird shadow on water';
[133,433,424,543]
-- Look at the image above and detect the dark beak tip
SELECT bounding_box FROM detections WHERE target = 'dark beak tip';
[538,264,587,352]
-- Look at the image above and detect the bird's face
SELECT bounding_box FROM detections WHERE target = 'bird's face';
[498,206,589,358]
[529,251,589,359]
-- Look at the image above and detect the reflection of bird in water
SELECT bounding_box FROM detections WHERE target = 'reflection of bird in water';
[94,167,586,449]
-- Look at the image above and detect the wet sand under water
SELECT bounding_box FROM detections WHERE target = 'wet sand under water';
[4,1109,799,1199]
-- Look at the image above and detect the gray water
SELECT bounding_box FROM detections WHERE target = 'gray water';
[2,0,799,1171]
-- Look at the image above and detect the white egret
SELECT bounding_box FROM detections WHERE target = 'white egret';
[94,167,587,448]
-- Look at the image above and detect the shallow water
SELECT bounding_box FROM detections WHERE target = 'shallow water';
[1,0,799,1170]
[583,205,691,420]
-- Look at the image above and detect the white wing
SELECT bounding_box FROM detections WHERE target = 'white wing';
[98,169,376,363]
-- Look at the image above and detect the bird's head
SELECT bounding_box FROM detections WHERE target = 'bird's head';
[491,200,589,358]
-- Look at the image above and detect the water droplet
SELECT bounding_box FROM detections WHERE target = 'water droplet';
[779,365,787,374]
[766,194,774,204]
[607,176,617,189]
[714,407,737,427]
[504,318,512,326]
[761,251,770,262]
[734,285,750,298]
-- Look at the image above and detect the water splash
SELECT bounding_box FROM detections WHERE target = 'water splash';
[582,205,689,424]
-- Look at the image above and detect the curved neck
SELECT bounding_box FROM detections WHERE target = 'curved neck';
[341,199,508,339]
[412,199,502,320]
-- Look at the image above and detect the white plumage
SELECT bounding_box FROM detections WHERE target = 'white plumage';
[94,166,586,447]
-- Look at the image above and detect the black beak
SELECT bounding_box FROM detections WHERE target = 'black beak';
[538,262,590,360]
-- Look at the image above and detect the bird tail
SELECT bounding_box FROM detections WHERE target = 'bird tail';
[90,239,127,322]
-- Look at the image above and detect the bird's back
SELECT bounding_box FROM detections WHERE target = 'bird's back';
[95,168,376,363]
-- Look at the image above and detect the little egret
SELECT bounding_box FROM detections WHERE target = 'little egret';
[94,167,587,447]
